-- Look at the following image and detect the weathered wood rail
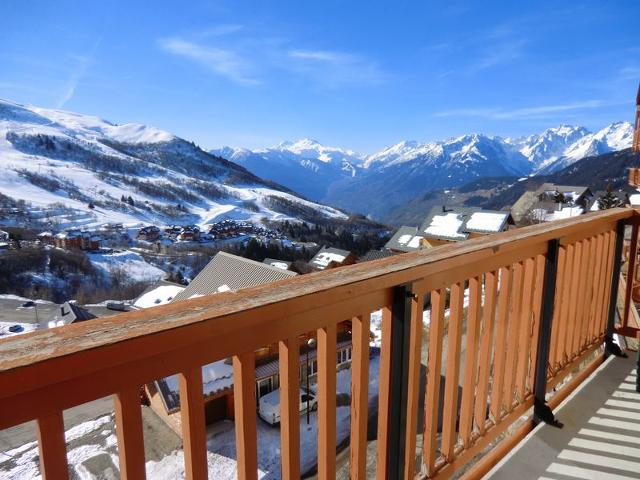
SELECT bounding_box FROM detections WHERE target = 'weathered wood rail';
[0,207,638,480]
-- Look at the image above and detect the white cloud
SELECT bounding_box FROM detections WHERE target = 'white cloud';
[158,38,259,86]
[57,40,101,108]
[433,100,609,120]
[286,49,387,88]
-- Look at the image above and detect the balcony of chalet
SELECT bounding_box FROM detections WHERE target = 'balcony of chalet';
[0,207,639,480]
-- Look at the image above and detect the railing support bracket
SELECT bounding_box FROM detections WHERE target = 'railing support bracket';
[533,398,563,428]
[604,337,628,358]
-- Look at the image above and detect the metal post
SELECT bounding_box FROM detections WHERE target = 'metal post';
[637,332,640,393]
[533,239,563,427]
[386,283,414,480]
[605,219,627,358]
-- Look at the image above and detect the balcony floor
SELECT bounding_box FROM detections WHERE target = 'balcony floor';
[487,353,640,480]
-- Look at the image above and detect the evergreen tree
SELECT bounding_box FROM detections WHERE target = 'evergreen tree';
[127,196,135,206]
[88,202,95,209]
[597,184,622,210]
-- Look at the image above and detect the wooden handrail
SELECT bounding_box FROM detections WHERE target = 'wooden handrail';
[0,207,637,480]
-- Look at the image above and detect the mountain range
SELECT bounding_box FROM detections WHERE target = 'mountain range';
[214,122,634,218]
[0,99,347,230]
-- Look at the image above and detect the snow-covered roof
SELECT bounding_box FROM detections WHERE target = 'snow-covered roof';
[133,283,185,309]
[309,246,352,270]
[465,211,510,233]
[384,226,424,252]
[263,258,291,270]
[419,206,512,241]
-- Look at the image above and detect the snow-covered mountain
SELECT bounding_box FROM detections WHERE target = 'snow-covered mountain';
[0,99,347,230]
[215,122,633,218]
[211,139,362,201]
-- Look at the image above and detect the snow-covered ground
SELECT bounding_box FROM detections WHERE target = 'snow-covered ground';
[88,250,165,284]
[0,355,381,480]
[0,99,347,230]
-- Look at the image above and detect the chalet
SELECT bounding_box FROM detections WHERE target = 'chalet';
[384,226,425,253]
[136,225,160,242]
[587,190,630,211]
[419,206,514,247]
[164,225,182,238]
[512,183,593,223]
[308,246,356,271]
[42,302,96,329]
[54,230,101,250]
[37,231,54,245]
[146,252,357,434]
[131,280,185,310]
[262,258,292,271]
[177,225,200,242]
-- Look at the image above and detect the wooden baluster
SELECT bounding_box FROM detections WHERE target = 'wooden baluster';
[233,353,258,480]
[527,254,546,392]
[556,243,575,367]
[376,307,393,480]
[458,276,482,449]
[474,271,498,435]
[279,337,300,480]
[441,282,465,462]
[579,237,597,349]
[317,323,337,480]
[596,232,610,337]
[515,258,536,402]
[37,411,69,480]
[490,266,512,423]
[350,313,371,480]
[548,246,566,375]
[179,367,208,480]
[423,289,445,476]
[587,234,604,344]
[403,291,424,480]
[114,387,146,480]
[503,261,524,412]
[565,241,583,360]
[601,232,617,334]
[624,223,639,328]
[573,239,590,354]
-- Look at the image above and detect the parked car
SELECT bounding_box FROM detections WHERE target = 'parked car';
[258,388,317,425]
[21,301,35,308]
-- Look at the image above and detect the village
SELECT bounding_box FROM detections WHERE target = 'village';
[0,179,633,478]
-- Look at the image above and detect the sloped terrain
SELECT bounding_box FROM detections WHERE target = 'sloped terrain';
[0,99,347,230]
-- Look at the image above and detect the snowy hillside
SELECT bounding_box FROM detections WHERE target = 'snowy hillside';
[215,122,632,218]
[211,138,362,201]
[0,99,347,230]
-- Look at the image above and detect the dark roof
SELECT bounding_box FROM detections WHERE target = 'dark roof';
[419,206,512,241]
[308,246,352,270]
[172,252,297,301]
[43,301,96,328]
[586,190,630,211]
[358,249,396,263]
[384,226,423,252]
[536,183,592,199]
[262,258,292,270]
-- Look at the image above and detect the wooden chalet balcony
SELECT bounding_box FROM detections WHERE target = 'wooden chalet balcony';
[1,208,639,479]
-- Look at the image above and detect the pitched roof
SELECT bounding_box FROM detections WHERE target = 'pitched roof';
[172,252,297,301]
[358,249,396,263]
[419,206,512,241]
[384,226,424,252]
[536,183,592,200]
[132,280,185,309]
[308,246,352,270]
[262,258,292,270]
[43,301,96,328]
[587,190,630,211]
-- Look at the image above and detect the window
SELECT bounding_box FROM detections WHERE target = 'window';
[256,377,275,399]
[337,347,352,365]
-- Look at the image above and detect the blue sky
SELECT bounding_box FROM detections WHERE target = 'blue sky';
[1,0,639,152]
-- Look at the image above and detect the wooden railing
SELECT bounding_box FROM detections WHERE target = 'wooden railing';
[0,207,637,480]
